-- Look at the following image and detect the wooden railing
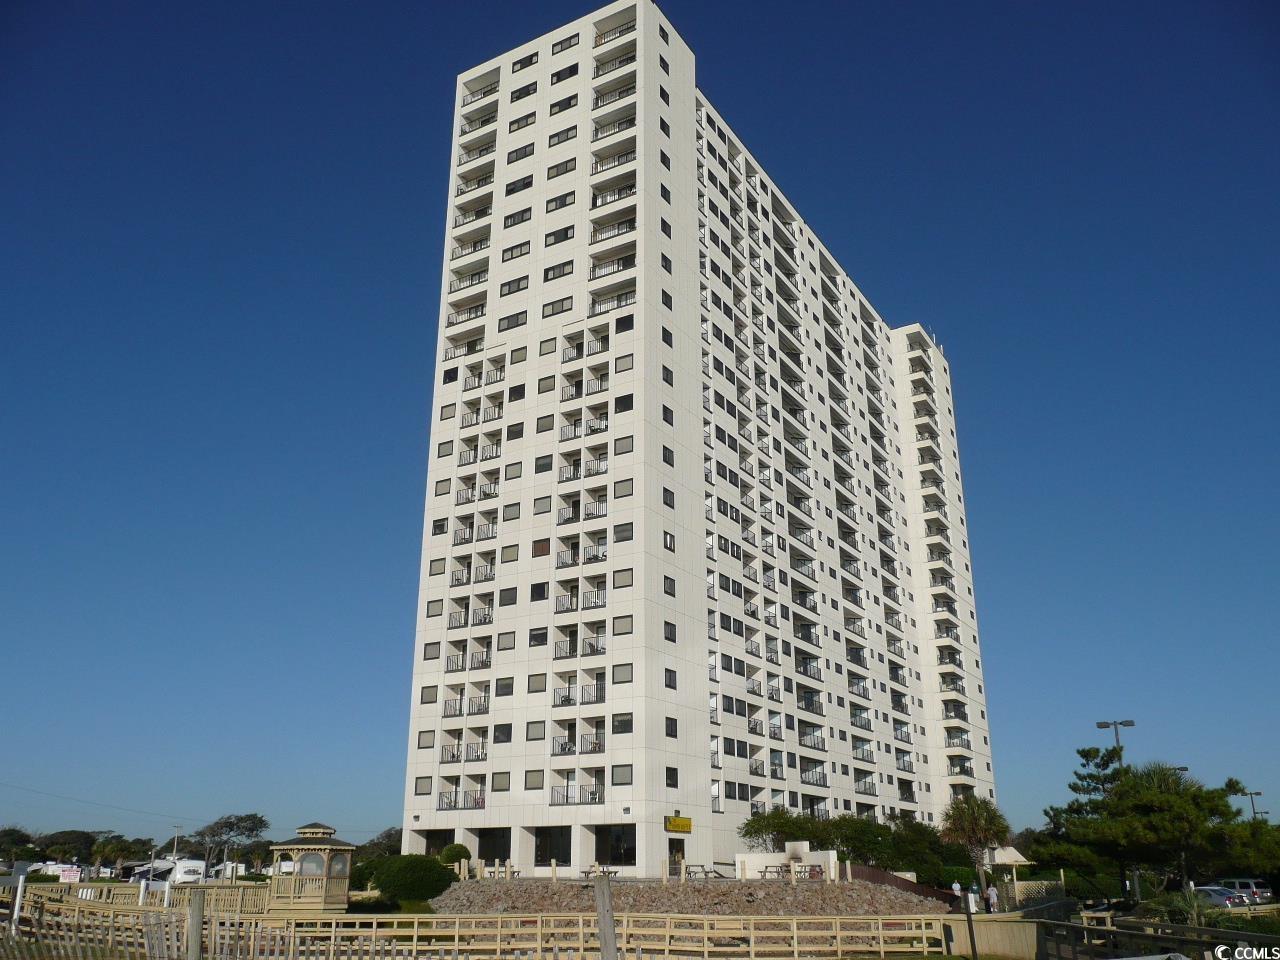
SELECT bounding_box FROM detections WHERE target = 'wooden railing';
[13,881,270,915]
[1,891,947,959]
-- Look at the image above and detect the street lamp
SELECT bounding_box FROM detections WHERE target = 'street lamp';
[1243,791,1264,820]
[1096,720,1136,757]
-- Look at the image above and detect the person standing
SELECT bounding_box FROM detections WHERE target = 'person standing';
[986,882,999,913]
[952,879,962,903]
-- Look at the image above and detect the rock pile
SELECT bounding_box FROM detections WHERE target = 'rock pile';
[431,878,948,917]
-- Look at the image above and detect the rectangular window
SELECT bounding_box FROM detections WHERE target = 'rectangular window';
[511,81,537,102]
[612,663,633,684]
[547,158,576,179]
[665,767,679,788]
[512,52,538,72]
[551,63,578,84]
[414,776,432,795]
[528,673,546,693]
[612,764,633,786]
[509,112,535,132]
[492,771,511,791]
[664,668,677,689]
[548,125,577,147]
[417,730,435,749]
[497,311,528,332]
[546,190,575,212]
[543,297,573,318]
[502,240,530,262]
[500,276,528,296]
[504,208,531,228]
[507,143,534,163]
[524,769,544,789]
[612,713,633,734]
[544,260,573,281]
[552,33,579,55]
[549,94,578,115]
[496,677,515,696]
[545,225,574,246]
[506,175,534,196]
[527,720,545,740]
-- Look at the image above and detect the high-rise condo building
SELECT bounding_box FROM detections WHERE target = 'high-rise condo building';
[403,0,996,877]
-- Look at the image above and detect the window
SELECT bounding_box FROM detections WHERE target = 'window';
[417,730,435,749]
[665,766,679,788]
[614,478,633,497]
[504,208,531,228]
[548,125,577,147]
[614,522,633,542]
[502,240,530,262]
[492,772,511,791]
[414,776,432,795]
[612,713,633,734]
[547,157,576,179]
[493,723,512,744]
[614,394,633,413]
[526,720,545,740]
[664,668,677,689]
[434,479,450,496]
[613,615,633,634]
[509,384,525,401]
[662,446,675,466]
[660,118,670,137]
[423,641,441,659]
[665,717,678,738]
[524,769,544,789]
[509,112,535,132]
[546,225,574,246]
[614,435,633,454]
[502,502,521,520]
[661,291,673,309]
[440,402,456,420]
[551,63,578,83]
[430,519,447,536]
[529,627,548,646]
[546,190,574,212]
[426,599,443,617]
[552,33,579,53]
[499,587,517,606]
[660,85,670,103]
[498,310,527,332]
[506,175,533,196]
[659,24,669,42]
[663,576,676,596]
[613,568,634,590]
[662,365,673,384]
[532,538,550,557]
[505,422,523,440]
[504,461,522,479]
[428,558,445,576]
[662,406,673,425]
[511,81,537,102]
[611,764,633,786]
[537,377,554,396]
[532,579,547,602]
[496,677,514,696]
[544,260,573,281]
[660,152,670,171]
[612,663,633,684]
[549,93,578,115]
[661,252,671,272]
[528,673,546,693]
[507,143,534,163]
[615,353,634,372]
[659,55,670,74]
[512,51,538,72]
[437,440,453,456]
[664,621,677,643]
[543,296,572,318]
[497,631,516,651]
[660,217,671,235]
[501,544,519,562]
[615,313,634,333]
[663,532,676,552]
[500,276,528,296]
[420,685,438,704]
[534,495,552,514]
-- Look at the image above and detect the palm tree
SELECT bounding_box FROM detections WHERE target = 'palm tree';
[940,794,1010,888]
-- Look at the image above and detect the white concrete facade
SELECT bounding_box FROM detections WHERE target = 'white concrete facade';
[403,0,997,878]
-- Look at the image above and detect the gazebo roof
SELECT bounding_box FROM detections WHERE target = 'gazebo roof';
[986,845,1034,867]
[270,822,355,851]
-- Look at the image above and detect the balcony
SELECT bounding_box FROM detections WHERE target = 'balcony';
[474,565,495,584]
[580,732,605,754]
[555,594,578,614]
[580,682,606,705]
[467,695,490,715]
[590,219,636,244]
[593,19,635,46]
[592,51,637,79]
[442,698,464,718]
[552,687,577,707]
[461,790,486,810]
[466,742,488,762]
[437,791,459,811]
[440,744,461,764]
[551,736,576,756]
[799,732,826,752]
[469,651,491,670]
[589,291,636,316]
[592,84,636,111]
[592,115,637,142]
[800,768,828,788]
[591,150,635,175]
[550,784,605,805]
[461,80,499,107]
[946,734,973,750]
[445,653,465,673]
[581,589,607,611]
[591,184,636,210]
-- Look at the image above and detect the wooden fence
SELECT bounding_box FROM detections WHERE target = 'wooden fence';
[1,892,947,959]
[16,883,270,916]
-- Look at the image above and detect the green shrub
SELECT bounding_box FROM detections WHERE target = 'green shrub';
[237,873,267,883]
[370,855,455,904]
[351,856,389,892]
[438,843,471,866]
[941,865,976,888]
[22,873,58,884]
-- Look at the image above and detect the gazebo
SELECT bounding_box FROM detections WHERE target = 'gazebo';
[267,822,355,914]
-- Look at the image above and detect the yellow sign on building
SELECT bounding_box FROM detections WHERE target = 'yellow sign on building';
[664,816,692,834]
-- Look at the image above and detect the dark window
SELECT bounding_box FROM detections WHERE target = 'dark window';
[594,824,636,866]
[665,766,678,788]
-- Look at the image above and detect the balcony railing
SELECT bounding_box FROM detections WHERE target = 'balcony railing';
[550,784,604,805]
[590,220,636,244]
[592,52,637,79]
[593,20,635,46]
[461,80,499,106]
[591,150,636,175]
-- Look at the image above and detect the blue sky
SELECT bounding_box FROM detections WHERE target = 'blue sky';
[2,0,1277,843]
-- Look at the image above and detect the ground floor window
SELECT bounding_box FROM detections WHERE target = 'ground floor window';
[533,826,572,866]
[421,829,455,856]
[476,827,511,864]
[593,824,636,866]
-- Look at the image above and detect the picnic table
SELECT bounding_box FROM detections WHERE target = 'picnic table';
[684,864,718,879]
[759,865,789,879]
[485,867,521,878]
[581,866,619,879]
[759,864,824,879]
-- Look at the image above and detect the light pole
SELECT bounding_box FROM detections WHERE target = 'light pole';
[1244,791,1263,820]
[1096,720,1135,759]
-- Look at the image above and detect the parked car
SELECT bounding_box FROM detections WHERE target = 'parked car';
[1195,885,1251,908]
[1215,878,1273,904]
